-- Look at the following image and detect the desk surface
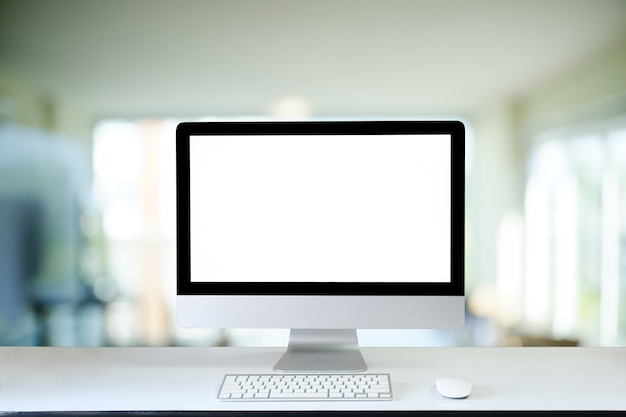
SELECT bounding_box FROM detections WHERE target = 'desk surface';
[0,346,625,413]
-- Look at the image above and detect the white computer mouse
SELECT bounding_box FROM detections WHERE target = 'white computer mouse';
[435,377,472,399]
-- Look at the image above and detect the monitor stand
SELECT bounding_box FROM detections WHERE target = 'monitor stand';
[273,329,368,373]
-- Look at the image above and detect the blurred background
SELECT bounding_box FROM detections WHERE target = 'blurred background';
[1,0,626,347]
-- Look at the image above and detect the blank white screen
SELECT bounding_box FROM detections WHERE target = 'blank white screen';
[190,134,451,283]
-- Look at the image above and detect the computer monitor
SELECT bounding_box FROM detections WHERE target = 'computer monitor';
[176,121,465,372]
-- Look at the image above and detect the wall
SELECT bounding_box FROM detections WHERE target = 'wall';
[519,36,626,136]
[0,70,95,144]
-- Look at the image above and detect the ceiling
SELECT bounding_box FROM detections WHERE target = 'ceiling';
[1,0,626,120]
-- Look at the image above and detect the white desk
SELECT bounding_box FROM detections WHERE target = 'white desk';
[0,346,625,414]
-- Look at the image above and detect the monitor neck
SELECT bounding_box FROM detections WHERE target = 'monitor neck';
[273,329,367,373]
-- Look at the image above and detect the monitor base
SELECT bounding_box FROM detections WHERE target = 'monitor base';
[273,329,367,373]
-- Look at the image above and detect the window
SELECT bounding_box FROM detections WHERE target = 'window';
[93,119,184,345]
[525,121,626,345]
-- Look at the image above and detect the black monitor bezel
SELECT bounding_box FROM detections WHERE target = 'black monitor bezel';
[177,121,464,296]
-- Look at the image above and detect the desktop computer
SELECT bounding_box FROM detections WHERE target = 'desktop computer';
[176,121,465,375]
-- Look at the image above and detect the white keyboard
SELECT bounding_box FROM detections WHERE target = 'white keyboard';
[218,373,393,401]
